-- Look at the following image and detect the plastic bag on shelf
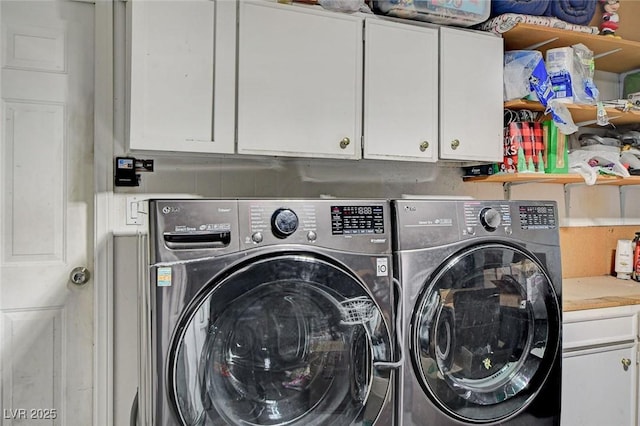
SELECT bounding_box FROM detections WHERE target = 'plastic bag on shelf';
[568,149,630,185]
[504,50,541,101]
[572,43,599,105]
[504,50,578,135]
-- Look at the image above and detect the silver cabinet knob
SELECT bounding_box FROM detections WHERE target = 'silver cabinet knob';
[70,266,91,285]
[419,141,429,152]
[451,139,460,150]
[339,137,350,149]
[622,358,632,371]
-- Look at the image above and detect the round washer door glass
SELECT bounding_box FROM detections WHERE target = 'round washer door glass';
[412,243,561,423]
[169,254,392,426]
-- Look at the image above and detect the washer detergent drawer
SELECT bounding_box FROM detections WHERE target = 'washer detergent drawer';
[563,307,638,351]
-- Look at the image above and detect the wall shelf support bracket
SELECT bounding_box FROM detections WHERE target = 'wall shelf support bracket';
[503,182,512,200]
[619,185,639,219]
[593,47,623,61]
[564,183,582,217]
[524,37,559,50]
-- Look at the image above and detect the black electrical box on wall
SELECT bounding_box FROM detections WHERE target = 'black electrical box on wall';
[114,157,138,186]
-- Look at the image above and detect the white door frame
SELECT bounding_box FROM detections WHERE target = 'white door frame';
[94,1,115,425]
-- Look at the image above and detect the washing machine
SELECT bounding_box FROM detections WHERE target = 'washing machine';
[392,199,562,425]
[139,199,400,426]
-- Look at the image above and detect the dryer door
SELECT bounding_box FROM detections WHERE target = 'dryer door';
[168,253,393,426]
[411,242,561,423]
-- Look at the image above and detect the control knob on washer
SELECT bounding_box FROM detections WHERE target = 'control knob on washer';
[271,208,299,239]
[479,207,501,231]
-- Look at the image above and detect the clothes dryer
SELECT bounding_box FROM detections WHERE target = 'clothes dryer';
[392,200,562,425]
[139,199,400,425]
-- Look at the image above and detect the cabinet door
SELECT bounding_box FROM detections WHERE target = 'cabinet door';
[562,344,637,426]
[128,0,235,153]
[439,27,503,161]
[237,2,362,159]
[363,18,438,162]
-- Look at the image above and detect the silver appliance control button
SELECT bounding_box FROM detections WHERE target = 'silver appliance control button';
[466,227,475,236]
[307,230,317,241]
[504,226,513,236]
[251,232,263,243]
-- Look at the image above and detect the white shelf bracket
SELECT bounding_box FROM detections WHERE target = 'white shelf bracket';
[575,114,622,128]
[593,47,623,60]
[524,37,559,50]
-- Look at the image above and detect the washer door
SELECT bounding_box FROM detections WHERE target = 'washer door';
[169,253,393,426]
[411,243,561,423]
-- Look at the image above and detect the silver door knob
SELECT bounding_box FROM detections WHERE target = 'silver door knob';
[70,267,91,285]
[339,137,350,149]
[419,141,429,152]
[451,139,460,150]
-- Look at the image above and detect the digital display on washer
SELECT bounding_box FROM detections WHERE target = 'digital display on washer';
[331,205,384,235]
[519,204,557,229]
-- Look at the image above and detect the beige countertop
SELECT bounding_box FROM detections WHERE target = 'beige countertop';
[563,275,640,312]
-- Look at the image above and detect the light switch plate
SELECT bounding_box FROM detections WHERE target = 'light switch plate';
[126,196,143,225]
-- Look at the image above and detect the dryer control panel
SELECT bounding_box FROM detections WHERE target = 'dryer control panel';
[518,204,557,230]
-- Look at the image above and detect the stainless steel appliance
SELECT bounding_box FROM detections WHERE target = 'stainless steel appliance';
[393,200,562,425]
[139,199,399,425]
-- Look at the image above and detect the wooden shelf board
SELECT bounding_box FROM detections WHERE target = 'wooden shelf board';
[463,173,640,186]
[503,23,640,74]
[504,100,640,127]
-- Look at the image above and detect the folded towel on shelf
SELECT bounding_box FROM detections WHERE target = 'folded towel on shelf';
[545,0,597,26]
[477,13,599,35]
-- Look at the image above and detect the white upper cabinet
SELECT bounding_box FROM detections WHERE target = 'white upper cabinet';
[127,0,236,153]
[363,18,438,162]
[439,27,503,162]
[237,1,363,159]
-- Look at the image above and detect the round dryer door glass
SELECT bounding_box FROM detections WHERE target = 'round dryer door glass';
[411,243,561,423]
[169,254,393,426]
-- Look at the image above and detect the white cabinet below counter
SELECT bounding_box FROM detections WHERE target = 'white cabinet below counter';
[562,306,638,426]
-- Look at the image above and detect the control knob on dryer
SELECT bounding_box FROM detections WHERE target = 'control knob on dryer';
[479,207,501,232]
[271,208,299,239]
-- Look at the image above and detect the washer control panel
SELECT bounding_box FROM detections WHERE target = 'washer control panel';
[463,203,512,233]
[331,205,385,235]
[238,200,391,253]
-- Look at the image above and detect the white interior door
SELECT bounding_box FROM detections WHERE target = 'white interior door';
[1,1,94,424]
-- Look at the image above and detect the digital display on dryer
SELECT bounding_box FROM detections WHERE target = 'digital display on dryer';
[519,205,557,229]
[331,205,384,235]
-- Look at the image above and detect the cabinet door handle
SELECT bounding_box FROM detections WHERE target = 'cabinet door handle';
[451,139,460,150]
[339,137,350,149]
[419,141,429,152]
[622,358,632,371]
